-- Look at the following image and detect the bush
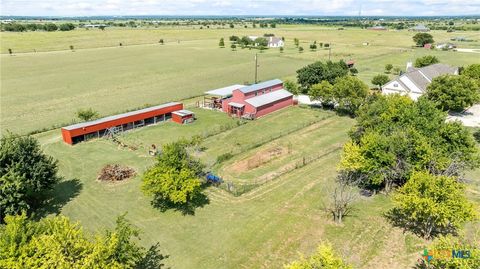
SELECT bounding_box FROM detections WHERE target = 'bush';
[216,152,234,163]
[59,23,75,31]
[414,55,439,68]
[76,108,99,121]
[474,129,480,143]
[285,243,352,269]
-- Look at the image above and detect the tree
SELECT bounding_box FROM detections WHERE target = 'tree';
[308,80,334,106]
[98,25,106,31]
[44,23,58,32]
[141,141,205,213]
[229,23,234,28]
[298,46,304,53]
[324,172,358,224]
[349,67,358,76]
[69,45,74,51]
[0,213,167,268]
[76,108,99,121]
[371,74,390,89]
[219,38,225,48]
[0,134,60,221]
[254,37,268,47]
[386,171,475,239]
[8,48,12,56]
[413,33,434,46]
[474,129,480,143]
[279,46,284,53]
[385,64,393,74]
[293,38,299,47]
[332,76,369,115]
[340,95,479,191]
[283,79,300,95]
[59,23,75,31]
[414,55,439,68]
[296,60,349,90]
[229,35,239,42]
[285,243,352,269]
[309,43,317,51]
[424,75,480,112]
[393,66,402,75]
[461,63,480,83]
[230,44,236,51]
[159,39,164,45]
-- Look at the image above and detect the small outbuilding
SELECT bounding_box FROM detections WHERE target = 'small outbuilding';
[172,110,195,124]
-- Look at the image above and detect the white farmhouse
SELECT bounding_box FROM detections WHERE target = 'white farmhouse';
[267,37,284,48]
[382,63,458,100]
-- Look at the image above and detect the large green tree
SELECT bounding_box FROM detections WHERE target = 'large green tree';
[386,171,476,239]
[413,33,434,46]
[142,141,205,213]
[0,133,60,221]
[296,60,349,91]
[340,95,479,191]
[462,63,480,83]
[308,80,334,106]
[371,74,390,89]
[332,76,369,115]
[0,213,167,268]
[424,75,480,112]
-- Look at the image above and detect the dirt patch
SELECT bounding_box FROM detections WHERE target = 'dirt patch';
[229,146,289,173]
[97,164,136,182]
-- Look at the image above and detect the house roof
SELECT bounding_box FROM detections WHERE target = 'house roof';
[239,79,283,94]
[63,102,181,130]
[387,63,458,94]
[245,89,292,108]
[205,84,245,97]
[411,24,429,31]
[172,109,194,116]
[268,37,283,44]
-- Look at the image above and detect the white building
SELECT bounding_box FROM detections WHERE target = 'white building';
[382,63,458,100]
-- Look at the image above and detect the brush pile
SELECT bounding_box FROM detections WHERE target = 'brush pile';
[97,164,136,182]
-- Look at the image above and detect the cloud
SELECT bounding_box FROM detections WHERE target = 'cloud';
[0,0,479,16]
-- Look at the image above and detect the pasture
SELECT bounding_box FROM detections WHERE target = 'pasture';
[32,106,479,269]
[2,26,480,134]
[1,25,480,269]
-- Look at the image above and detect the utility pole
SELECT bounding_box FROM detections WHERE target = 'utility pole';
[254,53,258,83]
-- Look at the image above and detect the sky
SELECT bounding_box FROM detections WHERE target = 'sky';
[1,0,479,17]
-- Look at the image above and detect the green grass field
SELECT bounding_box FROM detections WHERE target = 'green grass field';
[32,107,479,269]
[2,25,480,269]
[2,26,479,134]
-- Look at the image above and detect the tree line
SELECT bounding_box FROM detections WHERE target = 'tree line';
[1,22,76,32]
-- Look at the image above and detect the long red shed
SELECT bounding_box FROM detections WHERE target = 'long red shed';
[61,102,183,145]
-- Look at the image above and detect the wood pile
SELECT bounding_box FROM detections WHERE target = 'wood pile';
[97,164,136,182]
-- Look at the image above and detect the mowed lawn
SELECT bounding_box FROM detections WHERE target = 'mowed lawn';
[29,107,408,268]
[2,26,480,134]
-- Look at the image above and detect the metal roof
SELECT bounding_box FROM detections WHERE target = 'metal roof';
[228,102,245,108]
[245,89,292,108]
[63,102,181,130]
[205,84,245,97]
[172,109,194,116]
[239,79,283,94]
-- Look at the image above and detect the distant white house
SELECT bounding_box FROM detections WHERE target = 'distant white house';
[267,37,284,47]
[436,42,456,50]
[382,63,458,100]
[410,24,430,32]
[248,36,284,48]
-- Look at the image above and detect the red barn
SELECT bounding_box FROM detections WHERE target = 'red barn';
[205,79,293,119]
[172,110,195,124]
[61,102,183,145]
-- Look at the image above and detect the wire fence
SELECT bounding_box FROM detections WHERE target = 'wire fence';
[218,146,342,196]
